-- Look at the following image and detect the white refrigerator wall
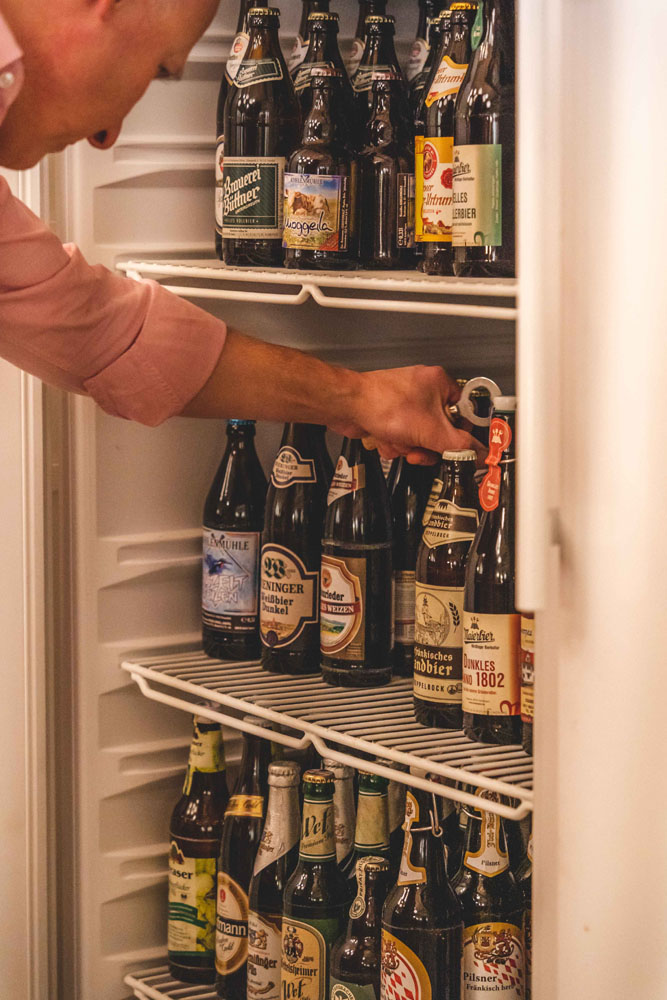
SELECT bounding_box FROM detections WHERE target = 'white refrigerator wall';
[48,4,515,998]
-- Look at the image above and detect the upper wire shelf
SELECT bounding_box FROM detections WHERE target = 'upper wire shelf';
[117,258,518,320]
[121,648,533,820]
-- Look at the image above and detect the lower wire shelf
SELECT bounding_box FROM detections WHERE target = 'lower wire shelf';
[125,966,214,1000]
[121,647,533,820]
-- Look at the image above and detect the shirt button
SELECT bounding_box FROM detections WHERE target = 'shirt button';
[0,70,16,89]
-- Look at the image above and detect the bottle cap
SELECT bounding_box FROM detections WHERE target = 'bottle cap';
[308,10,339,21]
[248,7,281,25]
[493,396,518,412]
[441,449,478,462]
[366,14,396,26]
[228,419,256,427]
[268,760,301,786]
[303,768,334,784]
[322,759,354,779]
[358,769,389,788]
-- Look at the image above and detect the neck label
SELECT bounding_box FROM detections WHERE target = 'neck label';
[407,36,430,81]
[225,794,264,819]
[287,33,309,73]
[354,789,389,852]
[300,798,336,860]
[235,57,283,88]
[426,54,468,106]
[464,809,510,877]
[183,722,225,794]
[226,32,250,82]
[271,446,317,487]
[327,456,366,505]
[253,790,300,876]
[398,792,427,885]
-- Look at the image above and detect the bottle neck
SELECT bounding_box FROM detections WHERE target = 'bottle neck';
[363,31,399,69]
[254,782,301,874]
[367,87,399,144]
[347,868,390,936]
[463,806,511,878]
[182,721,226,796]
[447,463,478,508]
[246,25,283,62]
[354,785,389,853]
[480,0,515,76]
[237,732,270,792]
[301,0,330,37]
[300,792,337,862]
[357,0,387,38]
[398,789,445,886]
[307,27,341,65]
[303,83,340,144]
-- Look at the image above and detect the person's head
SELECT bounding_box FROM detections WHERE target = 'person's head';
[0,0,220,168]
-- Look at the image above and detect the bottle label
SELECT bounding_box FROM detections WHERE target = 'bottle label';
[420,137,454,242]
[520,616,535,724]
[398,792,427,885]
[351,65,402,94]
[346,38,365,78]
[168,842,217,959]
[253,797,299,877]
[463,805,510,877]
[183,720,226,795]
[397,173,416,249]
[470,2,485,50]
[332,980,378,1000]
[225,794,264,819]
[235,57,284,88]
[215,871,249,975]
[287,33,309,73]
[300,797,336,860]
[421,477,443,525]
[260,544,319,649]
[221,156,285,239]
[283,173,351,252]
[355,789,389,852]
[282,917,341,1000]
[425,55,468,107]
[226,32,250,83]
[271,445,317,488]
[320,555,365,659]
[452,144,503,248]
[422,499,478,549]
[327,456,366,505]
[415,136,426,244]
[247,910,282,1000]
[381,930,432,1000]
[394,570,416,646]
[293,60,341,93]
[202,529,260,632]
[406,37,430,82]
[414,584,464,706]
[462,922,524,996]
[215,136,225,234]
[462,613,521,717]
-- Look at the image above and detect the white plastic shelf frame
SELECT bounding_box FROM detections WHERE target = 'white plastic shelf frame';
[125,967,215,1000]
[121,648,533,821]
[117,258,518,320]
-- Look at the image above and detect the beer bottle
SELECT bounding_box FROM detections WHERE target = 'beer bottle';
[247,761,301,1000]
[260,424,330,676]
[374,758,408,877]
[414,8,450,249]
[321,439,393,688]
[284,68,360,270]
[462,398,520,745]
[203,420,268,662]
[520,613,535,755]
[452,793,525,998]
[440,795,465,880]
[453,0,516,277]
[222,6,301,268]
[331,856,392,1000]
[282,769,353,1000]
[410,13,444,122]
[225,0,255,87]
[381,787,463,1000]
[168,717,229,984]
[389,461,432,676]
[346,0,388,79]
[349,771,391,880]
[288,0,331,77]
[406,0,439,84]
[293,11,357,135]
[215,74,229,260]
[420,4,477,276]
[351,15,408,136]
[414,450,479,729]
[323,758,357,874]
[215,719,272,999]
[359,75,417,270]
[516,828,533,1000]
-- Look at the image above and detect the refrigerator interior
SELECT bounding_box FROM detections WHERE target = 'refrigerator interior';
[42,3,522,999]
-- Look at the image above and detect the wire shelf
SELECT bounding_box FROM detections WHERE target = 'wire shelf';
[117,258,518,319]
[125,966,215,1000]
[121,648,532,820]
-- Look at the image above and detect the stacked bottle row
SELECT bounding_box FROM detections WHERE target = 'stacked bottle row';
[168,719,533,998]
[201,402,533,751]
[215,0,515,276]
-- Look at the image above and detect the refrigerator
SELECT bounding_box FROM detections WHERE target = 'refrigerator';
[2,0,666,998]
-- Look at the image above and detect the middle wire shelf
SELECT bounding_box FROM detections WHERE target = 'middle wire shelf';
[122,647,533,820]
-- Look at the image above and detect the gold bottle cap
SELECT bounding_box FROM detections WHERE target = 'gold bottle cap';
[308,10,339,20]
[366,14,396,25]
[303,768,334,784]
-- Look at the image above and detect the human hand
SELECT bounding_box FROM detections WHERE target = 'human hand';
[331,365,487,466]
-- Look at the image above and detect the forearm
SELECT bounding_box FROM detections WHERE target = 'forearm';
[182,329,365,434]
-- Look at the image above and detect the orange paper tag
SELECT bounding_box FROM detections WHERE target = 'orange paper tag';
[479,418,512,512]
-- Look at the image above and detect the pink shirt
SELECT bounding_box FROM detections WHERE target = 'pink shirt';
[0,14,226,426]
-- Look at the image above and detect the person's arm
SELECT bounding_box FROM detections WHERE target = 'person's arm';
[183,328,483,463]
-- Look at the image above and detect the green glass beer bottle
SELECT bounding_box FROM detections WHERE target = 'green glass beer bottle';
[348,771,391,881]
[282,770,353,1000]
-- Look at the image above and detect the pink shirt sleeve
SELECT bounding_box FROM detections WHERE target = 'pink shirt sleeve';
[0,176,227,426]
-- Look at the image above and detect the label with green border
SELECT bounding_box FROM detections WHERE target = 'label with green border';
[452,144,502,247]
